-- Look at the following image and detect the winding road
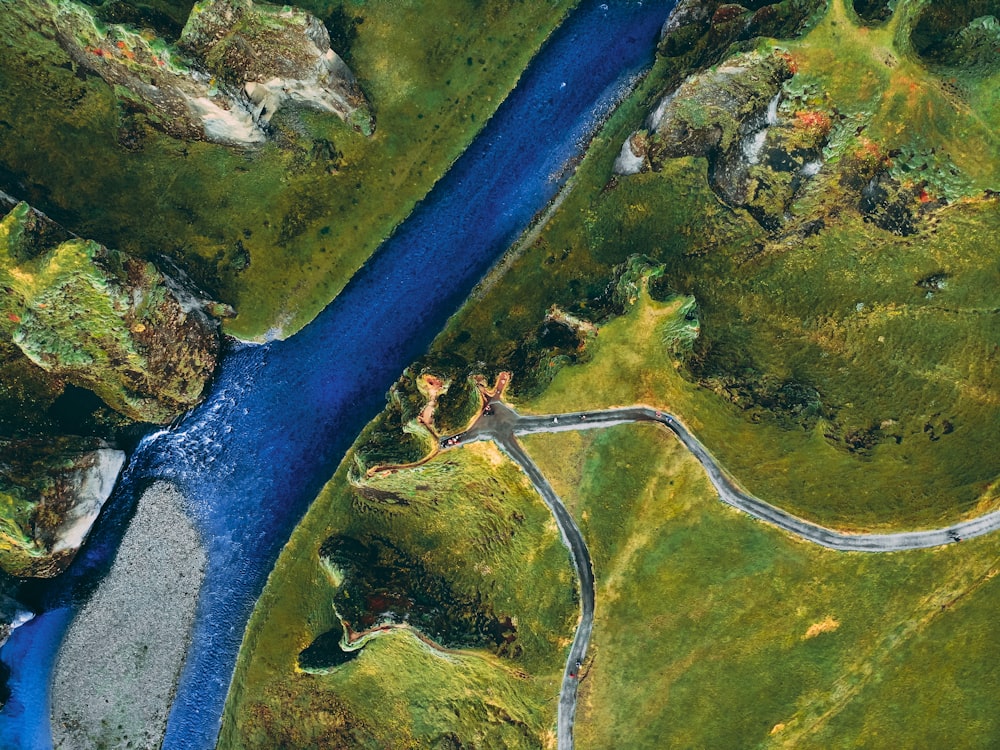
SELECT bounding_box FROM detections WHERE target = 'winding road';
[440,400,1000,749]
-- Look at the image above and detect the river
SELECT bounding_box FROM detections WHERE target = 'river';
[0,1,673,747]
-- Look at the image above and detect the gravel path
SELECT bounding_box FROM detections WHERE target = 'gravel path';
[51,482,206,750]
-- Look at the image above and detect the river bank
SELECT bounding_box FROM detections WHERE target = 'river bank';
[51,482,205,750]
[0,2,674,748]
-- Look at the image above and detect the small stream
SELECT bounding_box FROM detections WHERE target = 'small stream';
[0,1,674,747]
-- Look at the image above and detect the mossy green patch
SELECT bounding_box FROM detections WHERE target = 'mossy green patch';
[221,441,576,747]
[1,202,219,423]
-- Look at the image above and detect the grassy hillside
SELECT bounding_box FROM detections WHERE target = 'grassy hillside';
[424,0,1000,527]
[521,423,1000,749]
[0,0,576,339]
[220,441,576,748]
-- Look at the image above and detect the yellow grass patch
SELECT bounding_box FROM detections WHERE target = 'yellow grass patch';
[803,616,840,639]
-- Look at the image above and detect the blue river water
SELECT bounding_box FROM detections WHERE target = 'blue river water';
[0,1,673,747]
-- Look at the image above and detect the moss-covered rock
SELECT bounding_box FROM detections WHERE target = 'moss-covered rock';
[644,51,795,161]
[0,435,124,577]
[32,0,372,146]
[0,201,222,424]
[180,0,374,135]
[617,50,829,228]
[658,0,827,61]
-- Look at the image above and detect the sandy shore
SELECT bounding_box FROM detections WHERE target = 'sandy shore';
[50,482,207,750]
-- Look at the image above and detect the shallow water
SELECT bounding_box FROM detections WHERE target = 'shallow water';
[0,1,674,747]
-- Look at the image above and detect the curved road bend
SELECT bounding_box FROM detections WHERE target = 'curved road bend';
[504,405,1000,552]
[441,401,1000,749]
[446,404,594,750]
[497,436,594,750]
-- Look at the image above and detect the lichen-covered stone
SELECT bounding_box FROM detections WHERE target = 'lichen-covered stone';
[0,202,221,424]
[44,0,268,145]
[617,50,831,229]
[33,0,372,146]
[181,0,374,135]
[0,436,124,577]
[645,51,795,161]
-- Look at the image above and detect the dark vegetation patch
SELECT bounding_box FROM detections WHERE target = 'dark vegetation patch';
[910,0,1000,74]
[352,377,429,471]
[505,319,587,401]
[840,422,883,453]
[658,0,827,63]
[318,534,518,654]
[851,0,892,25]
[0,341,133,444]
[859,172,921,236]
[687,337,828,431]
[322,4,363,66]
[297,619,357,670]
[916,271,949,291]
[87,0,190,40]
[352,361,482,472]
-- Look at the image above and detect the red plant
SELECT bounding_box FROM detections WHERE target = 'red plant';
[777,50,798,74]
[794,110,832,137]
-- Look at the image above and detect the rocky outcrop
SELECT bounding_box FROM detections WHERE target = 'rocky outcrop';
[644,51,794,159]
[0,201,223,424]
[181,0,374,134]
[0,198,223,577]
[37,0,372,146]
[0,436,125,577]
[0,595,33,650]
[616,50,829,229]
[658,0,825,60]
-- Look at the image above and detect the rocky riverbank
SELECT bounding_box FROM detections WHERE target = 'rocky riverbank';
[50,482,207,750]
[0,198,225,577]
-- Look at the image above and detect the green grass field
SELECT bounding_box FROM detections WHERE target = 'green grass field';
[518,283,1000,530]
[430,0,1000,528]
[220,441,576,748]
[520,423,1000,749]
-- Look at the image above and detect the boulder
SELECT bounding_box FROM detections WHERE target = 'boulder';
[48,0,267,146]
[39,0,372,146]
[0,202,222,424]
[0,436,125,577]
[181,0,374,134]
[644,51,795,161]
[616,50,829,229]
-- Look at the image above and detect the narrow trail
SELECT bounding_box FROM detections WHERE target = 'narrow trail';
[439,401,1000,750]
